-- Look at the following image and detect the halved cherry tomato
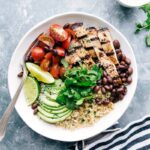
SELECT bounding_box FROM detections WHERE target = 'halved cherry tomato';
[59,67,66,77]
[55,47,65,57]
[49,24,68,41]
[62,34,71,50]
[52,55,60,65]
[40,58,50,71]
[50,64,59,79]
[31,47,45,61]
[38,34,55,49]
[65,28,76,39]
[45,52,53,59]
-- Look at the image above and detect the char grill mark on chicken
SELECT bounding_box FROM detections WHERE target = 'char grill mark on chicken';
[94,47,121,83]
[98,28,119,65]
[70,23,87,38]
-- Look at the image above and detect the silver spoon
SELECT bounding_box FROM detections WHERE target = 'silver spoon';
[0,33,43,141]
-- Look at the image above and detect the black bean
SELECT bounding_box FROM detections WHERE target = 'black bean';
[127,67,133,75]
[120,73,126,77]
[117,52,122,60]
[116,49,122,54]
[93,86,101,93]
[119,94,124,100]
[127,76,132,84]
[118,65,128,71]
[109,85,113,91]
[102,99,110,105]
[103,71,107,77]
[101,87,106,94]
[103,77,108,84]
[123,87,127,95]
[113,40,120,49]
[117,87,124,93]
[107,76,113,83]
[120,61,126,66]
[33,108,38,115]
[122,54,126,61]
[112,88,116,93]
[17,71,23,78]
[32,103,38,110]
[125,58,131,65]
[104,85,110,91]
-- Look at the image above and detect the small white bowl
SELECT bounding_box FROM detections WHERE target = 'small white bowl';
[117,0,150,8]
[8,12,138,142]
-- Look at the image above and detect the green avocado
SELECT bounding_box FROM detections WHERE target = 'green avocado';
[37,111,72,123]
[40,105,68,114]
[38,106,70,118]
[39,95,60,107]
[40,103,65,110]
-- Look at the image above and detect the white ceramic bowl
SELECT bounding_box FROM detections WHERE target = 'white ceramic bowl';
[8,12,137,142]
[117,0,150,7]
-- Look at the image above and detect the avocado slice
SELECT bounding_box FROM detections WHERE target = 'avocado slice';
[37,111,72,123]
[40,105,68,114]
[38,106,70,118]
[39,95,60,107]
[40,103,65,110]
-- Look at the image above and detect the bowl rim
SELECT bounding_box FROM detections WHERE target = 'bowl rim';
[8,11,138,142]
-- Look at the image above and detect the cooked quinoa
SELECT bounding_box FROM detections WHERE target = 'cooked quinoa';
[56,101,113,129]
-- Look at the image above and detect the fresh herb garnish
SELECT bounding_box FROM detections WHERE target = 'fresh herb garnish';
[56,65,103,110]
[135,3,150,46]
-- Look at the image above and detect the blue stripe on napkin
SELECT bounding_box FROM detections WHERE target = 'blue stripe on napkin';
[69,115,150,150]
[84,115,150,150]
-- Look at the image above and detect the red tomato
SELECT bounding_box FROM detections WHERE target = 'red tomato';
[40,59,50,71]
[49,24,68,41]
[52,55,60,65]
[59,67,66,77]
[50,64,59,79]
[55,47,65,57]
[31,47,45,61]
[45,52,53,59]
[65,28,76,39]
[62,34,71,50]
[38,34,55,49]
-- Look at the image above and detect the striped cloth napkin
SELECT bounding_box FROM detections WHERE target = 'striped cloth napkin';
[69,115,150,150]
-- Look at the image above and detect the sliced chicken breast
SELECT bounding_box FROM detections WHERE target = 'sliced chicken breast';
[98,28,119,65]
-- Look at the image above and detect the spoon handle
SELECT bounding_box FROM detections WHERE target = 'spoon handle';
[0,77,26,141]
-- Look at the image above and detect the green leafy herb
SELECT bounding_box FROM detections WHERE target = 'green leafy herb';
[135,3,150,46]
[61,58,69,68]
[146,34,150,46]
[56,65,103,109]
[140,3,150,13]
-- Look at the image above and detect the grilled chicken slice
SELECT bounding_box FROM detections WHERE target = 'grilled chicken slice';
[86,48,97,58]
[86,27,98,39]
[76,47,89,59]
[98,28,119,65]
[65,52,81,65]
[94,47,121,83]
[68,39,82,53]
[70,23,87,38]
[83,57,95,68]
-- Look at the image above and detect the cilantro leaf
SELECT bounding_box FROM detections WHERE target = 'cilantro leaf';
[140,3,150,13]
[56,65,103,109]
